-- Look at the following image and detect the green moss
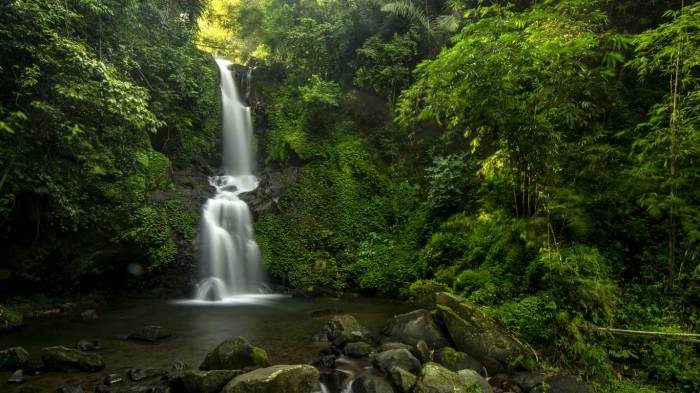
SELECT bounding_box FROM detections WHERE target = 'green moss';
[0,305,22,331]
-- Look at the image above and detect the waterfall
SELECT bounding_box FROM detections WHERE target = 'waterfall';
[195,59,266,301]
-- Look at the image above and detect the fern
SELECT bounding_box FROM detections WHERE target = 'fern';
[381,0,434,36]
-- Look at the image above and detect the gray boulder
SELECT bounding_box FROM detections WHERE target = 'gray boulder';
[413,362,492,393]
[200,337,269,371]
[351,375,396,393]
[382,310,448,349]
[170,370,243,393]
[0,346,30,371]
[221,364,319,393]
[374,349,421,374]
[435,292,527,364]
[41,346,104,371]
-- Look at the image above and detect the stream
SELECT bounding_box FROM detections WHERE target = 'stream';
[0,295,410,392]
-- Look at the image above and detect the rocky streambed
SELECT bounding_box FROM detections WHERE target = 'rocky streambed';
[0,293,594,393]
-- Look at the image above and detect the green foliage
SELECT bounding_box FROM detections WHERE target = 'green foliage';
[0,0,216,287]
[354,33,418,104]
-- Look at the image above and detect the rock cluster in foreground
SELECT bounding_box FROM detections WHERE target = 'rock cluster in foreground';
[0,293,594,393]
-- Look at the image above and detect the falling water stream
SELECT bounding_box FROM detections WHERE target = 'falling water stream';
[195,59,267,301]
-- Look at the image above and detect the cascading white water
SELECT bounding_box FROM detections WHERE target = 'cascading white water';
[195,59,266,301]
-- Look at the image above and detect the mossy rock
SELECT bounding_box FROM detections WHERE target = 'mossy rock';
[381,309,448,349]
[435,292,527,365]
[171,370,244,393]
[221,364,319,393]
[0,347,30,371]
[41,346,105,371]
[0,305,23,332]
[200,337,270,371]
[413,362,492,393]
[434,347,482,372]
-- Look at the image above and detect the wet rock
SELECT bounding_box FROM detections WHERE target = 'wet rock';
[434,347,482,373]
[170,370,243,393]
[81,309,98,321]
[200,337,269,371]
[378,342,414,353]
[56,385,85,393]
[76,339,101,351]
[374,349,421,374]
[530,375,594,393]
[0,305,23,332]
[104,373,123,386]
[129,368,168,381]
[435,292,527,365]
[8,369,24,383]
[221,364,319,393]
[239,167,300,219]
[171,360,189,371]
[415,340,431,363]
[319,369,351,393]
[351,375,396,393]
[388,367,417,393]
[381,310,448,349]
[128,326,172,342]
[413,362,492,393]
[317,354,336,368]
[510,372,544,392]
[0,346,30,371]
[327,314,367,340]
[41,346,104,371]
[344,342,373,357]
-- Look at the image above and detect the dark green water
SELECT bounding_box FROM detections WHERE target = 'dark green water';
[0,295,409,392]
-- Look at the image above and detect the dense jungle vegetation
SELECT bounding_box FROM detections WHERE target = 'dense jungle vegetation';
[1,0,699,391]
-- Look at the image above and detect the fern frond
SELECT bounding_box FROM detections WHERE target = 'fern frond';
[381,0,434,36]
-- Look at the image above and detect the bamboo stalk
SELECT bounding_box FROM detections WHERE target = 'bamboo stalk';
[592,327,700,344]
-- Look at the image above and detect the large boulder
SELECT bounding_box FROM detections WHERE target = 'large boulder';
[433,347,482,373]
[413,362,492,393]
[351,375,396,393]
[0,305,22,332]
[530,375,594,393]
[41,346,105,371]
[221,364,319,393]
[170,370,243,393]
[382,310,448,349]
[200,337,269,371]
[0,347,30,371]
[373,349,421,374]
[435,292,526,364]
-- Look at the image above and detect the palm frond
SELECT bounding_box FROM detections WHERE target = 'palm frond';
[381,0,434,36]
